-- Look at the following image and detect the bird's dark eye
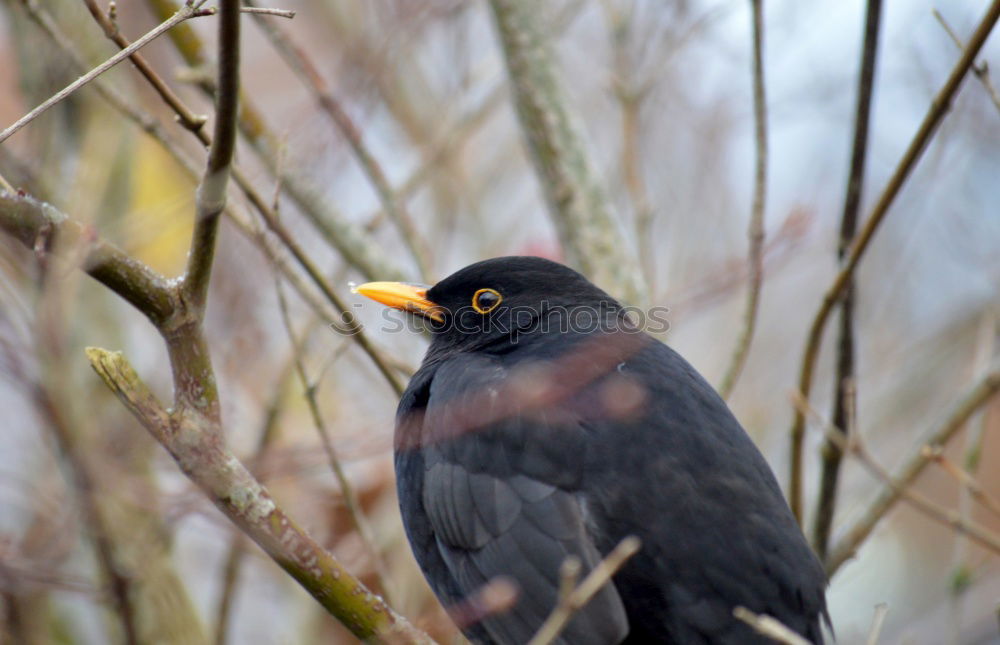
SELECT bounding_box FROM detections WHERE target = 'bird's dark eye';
[472,288,502,314]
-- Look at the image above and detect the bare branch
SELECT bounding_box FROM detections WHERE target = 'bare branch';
[788,368,1000,575]
[813,0,883,557]
[733,607,811,645]
[241,6,295,19]
[526,536,641,645]
[866,603,889,645]
[0,1,209,144]
[924,445,1000,520]
[145,0,410,284]
[246,0,432,279]
[788,0,1000,521]
[183,0,241,314]
[718,0,768,399]
[274,277,395,603]
[934,9,1000,113]
[488,0,648,306]
[84,348,433,643]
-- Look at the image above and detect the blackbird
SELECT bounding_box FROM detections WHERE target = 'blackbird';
[356,256,827,644]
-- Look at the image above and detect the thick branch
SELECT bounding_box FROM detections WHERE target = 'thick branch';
[488,0,647,306]
[84,349,432,643]
[788,0,1000,521]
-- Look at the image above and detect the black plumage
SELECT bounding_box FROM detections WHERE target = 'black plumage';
[358,256,828,644]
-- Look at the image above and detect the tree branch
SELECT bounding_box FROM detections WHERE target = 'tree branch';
[788,0,1000,522]
[84,349,431,643]
[184,0,240,314]
[487,0,647,306]
[0,1,209,145]
[526,536,640,645]
[812,0,883,558]
[718,0,768,399]
[246,0,432,280]
[809,366,1000,574]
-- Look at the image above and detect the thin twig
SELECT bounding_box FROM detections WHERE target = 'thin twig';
[59,0,405,395]
[526,536,641,645]
[274,277,395,604]
[788,369,1000,574]
[924,445,1000,520]
[788,0,1000,522]
[79,0,208,134]
[732,607,811,645]
[241,6,296,19]
[812,0,883,557]
[215,354,298,645]
[16,2,378,378]
[934,9,1000,113]
[246,0,433,280]
[0,1,209,144]
[718,0,768,399]
[600,1,656,284]
[145,0,409,285]
[865,603,889,645]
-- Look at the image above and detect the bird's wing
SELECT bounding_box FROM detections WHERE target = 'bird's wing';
[397,354,628,645]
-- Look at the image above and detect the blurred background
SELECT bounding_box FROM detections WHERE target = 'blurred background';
[0,0,998,643]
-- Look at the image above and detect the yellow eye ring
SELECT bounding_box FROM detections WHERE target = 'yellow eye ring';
[472,288,503,314]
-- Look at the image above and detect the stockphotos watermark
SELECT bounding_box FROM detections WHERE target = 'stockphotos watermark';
[330,301,671,338]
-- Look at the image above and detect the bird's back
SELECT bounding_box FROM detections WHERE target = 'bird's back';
[396,327,827,644]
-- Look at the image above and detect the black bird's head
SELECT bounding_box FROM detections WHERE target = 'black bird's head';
[355,256,628,355]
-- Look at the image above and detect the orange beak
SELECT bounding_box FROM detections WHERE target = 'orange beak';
[353,282,445,323]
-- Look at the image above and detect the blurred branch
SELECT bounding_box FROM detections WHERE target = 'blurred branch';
[18,0,406,392]
[601,1,656,281]
[0,1,209,144]
[63,0,404,395]
[732,607,810,645]
[487,0,647,306]
[215,354,297,645]
[787,0,1000,522]
[718,0,768,400]
[804,366,1000,574]
[923,446,1000,520]
[274,277,395,603]
[246,0,432,280]
[934,9,1000,113]
[32,384,139,644]
[812,0,883,558]
[145,0,409,284]
[526,536,640,645]
[0,3,429,639]
[866,603,889,645]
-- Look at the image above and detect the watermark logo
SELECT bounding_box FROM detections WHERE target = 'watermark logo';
[331,301,670,339]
